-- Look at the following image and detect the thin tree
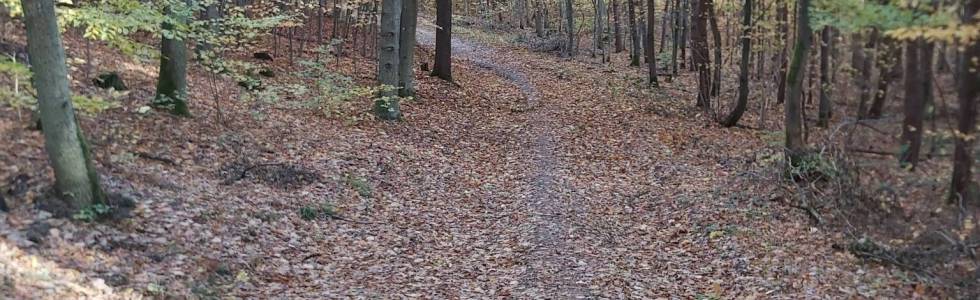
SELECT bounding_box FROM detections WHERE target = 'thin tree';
[646,0,659,86]
[398,0,418,96]
[154,0,191,116]
[432,0,453,80]
[817,26,831,127]
[628,0,641,65]
[376,0,402,120]
[706,0,721,97]
[613,0,624,52]
[21,0,106,214]
[899,39,932,169]
[721,0,751,127]
[784,0,811,167]
[867,38,900,119]
[690,0,710,111]
[950,0,978,202]
[563,0,575,56]
[775,0,788,104]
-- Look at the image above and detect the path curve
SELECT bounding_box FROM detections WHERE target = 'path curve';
[416,25,591,298]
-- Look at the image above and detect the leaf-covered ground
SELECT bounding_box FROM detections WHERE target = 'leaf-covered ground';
[0,21,972,299]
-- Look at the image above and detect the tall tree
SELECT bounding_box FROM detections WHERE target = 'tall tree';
[613,0,624,52]
[595,0,607,59]
[563,0,575,56]
[721,0,751,127]
[628,0,641,65]
[817,26,831,127]
[646,0,659,86]
[784,0,811,166]
[376,0,402,120]
[21,0,105,214]
[398,0,418,96]
[867,38,900,119]
[432,0,453,80]
[854,31,876,119]
[775,0,788,104]
[899,39,932,169]
[154,0,191,117]
[690,0,710,110]
[706,0,721,97]
[950,0,979,202]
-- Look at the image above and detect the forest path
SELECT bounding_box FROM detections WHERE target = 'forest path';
[417,25,592,298]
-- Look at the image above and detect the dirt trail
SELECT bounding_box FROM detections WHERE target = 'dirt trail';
[417,26,591,297]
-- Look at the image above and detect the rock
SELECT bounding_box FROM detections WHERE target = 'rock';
[237,77,264,91]
[92,72,128,91]
[258,68,275,78]
[252,52,273,61]
[101,273,129,287]
[24,222,51,244]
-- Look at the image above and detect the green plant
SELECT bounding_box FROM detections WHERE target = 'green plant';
[344,174,372,198]
[299,201,337,221]
[72,203,111,222]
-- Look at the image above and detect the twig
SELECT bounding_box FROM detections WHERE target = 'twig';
[135,152,178,166]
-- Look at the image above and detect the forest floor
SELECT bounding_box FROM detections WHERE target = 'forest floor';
[0,17,976,299]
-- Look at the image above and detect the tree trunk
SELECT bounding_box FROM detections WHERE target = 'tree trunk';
[432,0,453,81]
[21,0,105,215]
[855,30,877,119]
[868,38,900,119]
[535,5,546,37]
[679,0,688,70]
[613,0,624,52]
[671,0,679,76]
[784,0,811,167]
[154,2,190,117]
[721,0,750,127]
[775,0,788,104]
[398,0,417,96]
[658,0,669,54]
[564,0,575,56]
[646,0,659,86]
[595,0,606,59]
[817,26,831,127]
[628,0,641,66]
[950,0,979,203]
[690,0,710,111]
[376,0,402,120]
[707,0,721,97]
[900,39,929,169]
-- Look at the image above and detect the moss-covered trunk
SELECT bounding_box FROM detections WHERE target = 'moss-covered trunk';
[154,3,191,117]
[783,0,811,167]
[21,0,105,214]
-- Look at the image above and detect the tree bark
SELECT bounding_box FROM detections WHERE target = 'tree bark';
[784,0,810,166]
[398,0,417,96]
[613,0,624,52]
[154,2,191,117]
[628,0,641,66]
[376,0,402,120]
[646,0,659,86]
[775,0,788,104]
[22,0,105,214]
[950,0,979,203]
[867,38,900,119]
[707,0,721,97]
[900,39,929,169]
[721,0,750,127]
[432,0,453,81]
[564,0,575,56]
[817,26,831,127]
[854,30,877,119]
[690,0,710,111]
